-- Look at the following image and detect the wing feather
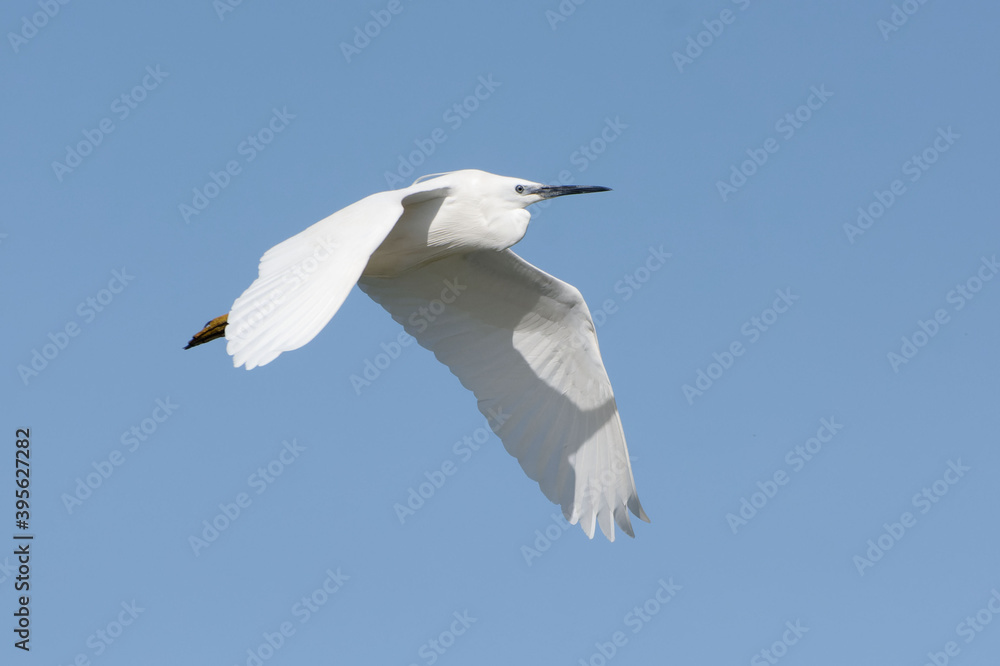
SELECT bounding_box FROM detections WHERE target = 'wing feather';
[225,191,408,370]
[359,249,648,540]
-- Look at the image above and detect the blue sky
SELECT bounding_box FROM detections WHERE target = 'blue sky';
[4,1,1000,664]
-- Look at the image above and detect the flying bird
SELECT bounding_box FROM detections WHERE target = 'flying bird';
[185,169,648,540]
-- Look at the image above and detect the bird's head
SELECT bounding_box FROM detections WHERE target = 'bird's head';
[410,169,611,250]
[487,172,612,210]
[422,169,610,210]
[488,172,611,245]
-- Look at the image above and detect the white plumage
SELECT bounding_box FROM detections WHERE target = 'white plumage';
[219,169,648,540]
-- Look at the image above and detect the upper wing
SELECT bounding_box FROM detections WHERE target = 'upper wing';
[359,250,648,540]
[225,187,447,370]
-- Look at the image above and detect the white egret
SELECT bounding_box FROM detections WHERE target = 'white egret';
[186,169,648,540]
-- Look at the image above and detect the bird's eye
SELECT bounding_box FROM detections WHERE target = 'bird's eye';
[515,184,525,194]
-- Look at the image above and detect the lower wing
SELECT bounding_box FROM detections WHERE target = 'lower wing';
[359,249,648,540]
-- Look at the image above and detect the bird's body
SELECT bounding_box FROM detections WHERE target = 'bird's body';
[186,169,648,540]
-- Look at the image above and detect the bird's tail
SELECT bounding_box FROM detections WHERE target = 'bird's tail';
[184,314,229,349]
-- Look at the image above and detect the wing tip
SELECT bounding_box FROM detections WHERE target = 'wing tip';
[629,494,651,524]
[568,495,648,542]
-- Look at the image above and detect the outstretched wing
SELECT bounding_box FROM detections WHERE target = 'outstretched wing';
[225,186,448,370]
[359,250,648,540]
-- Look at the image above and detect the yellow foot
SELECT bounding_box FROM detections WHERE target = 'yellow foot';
[184,314,229,349]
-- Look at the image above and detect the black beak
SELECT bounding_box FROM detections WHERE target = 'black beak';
[532,185,611,199]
